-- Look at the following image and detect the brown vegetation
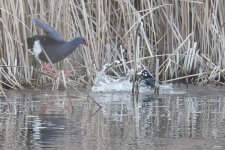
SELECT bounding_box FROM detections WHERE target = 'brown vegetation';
[0,0,224,90]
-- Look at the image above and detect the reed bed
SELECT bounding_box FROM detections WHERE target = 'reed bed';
[0,0,225,90]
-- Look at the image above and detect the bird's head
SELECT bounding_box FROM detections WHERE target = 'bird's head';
[83,37,88,46]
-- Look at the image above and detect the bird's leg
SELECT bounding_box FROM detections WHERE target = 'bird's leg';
[42,63,59,77]
[42,63,76,78]
[42,63,50,72]
[63,69,75,77]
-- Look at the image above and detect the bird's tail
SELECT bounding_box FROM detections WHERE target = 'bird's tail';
[27,37,36,49]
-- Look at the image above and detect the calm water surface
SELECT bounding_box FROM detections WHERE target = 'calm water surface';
[0,86,225,150]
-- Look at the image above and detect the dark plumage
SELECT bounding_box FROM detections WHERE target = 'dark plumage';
[27,19,88,63]
[141,69,162,87]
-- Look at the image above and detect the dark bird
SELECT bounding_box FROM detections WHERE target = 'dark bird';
[27,19,88,63]
[140,69,162,87]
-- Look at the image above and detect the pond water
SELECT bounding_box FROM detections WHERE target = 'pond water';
[0,86,225,150]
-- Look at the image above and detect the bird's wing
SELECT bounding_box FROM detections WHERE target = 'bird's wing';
[33,19,65,43]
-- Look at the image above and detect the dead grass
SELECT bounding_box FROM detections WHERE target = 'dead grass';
[0,0,224,90]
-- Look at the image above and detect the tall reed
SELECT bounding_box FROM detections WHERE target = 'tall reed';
[0,0,224,89]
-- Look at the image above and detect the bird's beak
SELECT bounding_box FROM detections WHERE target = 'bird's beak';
[84,38,89,46]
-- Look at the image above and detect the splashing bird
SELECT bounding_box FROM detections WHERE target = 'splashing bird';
[141,69,162,87]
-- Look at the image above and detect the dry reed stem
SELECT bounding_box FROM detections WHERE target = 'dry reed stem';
[0,0,225,90]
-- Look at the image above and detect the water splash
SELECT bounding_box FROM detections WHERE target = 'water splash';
[92,63,180,94]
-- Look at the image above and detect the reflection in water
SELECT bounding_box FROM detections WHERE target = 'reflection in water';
[0,89,225,150]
